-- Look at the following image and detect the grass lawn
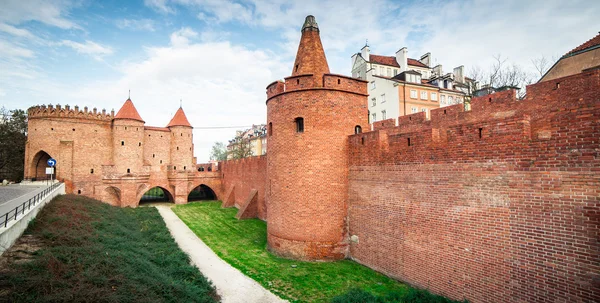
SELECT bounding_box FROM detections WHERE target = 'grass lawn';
[0,195,218,303]
[173,201,409,303]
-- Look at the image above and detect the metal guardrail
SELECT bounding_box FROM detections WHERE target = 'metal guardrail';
[1,182,62,228]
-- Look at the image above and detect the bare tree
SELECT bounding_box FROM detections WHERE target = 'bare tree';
[468,54,535,99]
[228,134,253,159]
[531,56,550,78]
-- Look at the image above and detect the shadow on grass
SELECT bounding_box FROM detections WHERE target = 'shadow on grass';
[0,194,219,303]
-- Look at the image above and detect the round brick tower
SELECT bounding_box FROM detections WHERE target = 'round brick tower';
[167,106,194,172]
[266,15,369,261]
[112,98,145,175]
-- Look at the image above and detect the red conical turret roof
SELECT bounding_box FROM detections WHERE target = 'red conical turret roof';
[167,107,192,128]
[291,15,330,78]
[114,98,144,122]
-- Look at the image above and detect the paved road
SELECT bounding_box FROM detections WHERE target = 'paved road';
[0,185,46,216]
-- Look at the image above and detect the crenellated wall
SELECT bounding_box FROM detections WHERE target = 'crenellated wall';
[346,69,600,302]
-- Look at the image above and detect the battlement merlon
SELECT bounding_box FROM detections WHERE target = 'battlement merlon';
[353,68,600,140]
[266,73,368,103]
[27,104,115,121]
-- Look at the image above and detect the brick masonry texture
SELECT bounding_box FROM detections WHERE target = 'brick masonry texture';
[220,156,268,220]
[347,69,600,302]
[25,103,222,207]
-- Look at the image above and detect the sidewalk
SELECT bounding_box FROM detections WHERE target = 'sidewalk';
[155,206,287,303]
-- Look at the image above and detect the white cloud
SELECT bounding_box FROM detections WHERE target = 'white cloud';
[169,27,198,47]
[116,18,156,32]
[0,23,34,38]
[0,0,80,29]
[144,0,176,14]
[59,40,114,60]
[0,40,35,58]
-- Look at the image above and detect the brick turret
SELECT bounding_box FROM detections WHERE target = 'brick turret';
[265,15,369,261]
[112,98,145,178]
[167,106,194,203]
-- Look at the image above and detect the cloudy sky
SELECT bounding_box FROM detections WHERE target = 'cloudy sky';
[1,0,598,162]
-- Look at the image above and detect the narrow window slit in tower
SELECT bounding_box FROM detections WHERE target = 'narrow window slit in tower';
[338,79,341,84]
[72,128,75,131]
[268,122,272,136]
[355,125,362,134]
[127,168,130,173]
[556,82,560,89]
[78,190,81,194]
[177,146,179,150]
[361,137,365,145]
[489,97,492,102]
[90,169,94,174]
[184,166,186,170]
[160,160,162,164]
[479,128,483,139]
[297,79,300,85]
[121,141,124,146]
[153,154,155,158]
[138,142,141,146]
[407,138,411,146]
[444,110,447,114]
[295,117,304,133]
[295,64,299,72]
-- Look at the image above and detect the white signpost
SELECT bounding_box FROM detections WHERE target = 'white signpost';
[46,158,56,185]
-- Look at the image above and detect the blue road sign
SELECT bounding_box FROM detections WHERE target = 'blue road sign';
[47,158,57,167]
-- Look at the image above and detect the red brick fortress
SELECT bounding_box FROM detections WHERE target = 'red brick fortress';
[265,16,369,260]
[24,100,222,207]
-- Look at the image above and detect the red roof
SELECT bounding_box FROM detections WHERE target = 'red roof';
[564,32,600,57]
[369,54,429,68]
[167,107,192,128]
[114,99,144,122]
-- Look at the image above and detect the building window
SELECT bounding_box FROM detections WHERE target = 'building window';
[355,125,362,134]
[382,110,387,119]
[268,122,272,136]
[420,91,427,100]
[421,108,427,113]
[440,95,446,104]
[393,69,398,76]
[370,81,376,90]
[410,90,417,99]
[295,117,304,133]
[208,166,212,172]
[449,96,454,104]
[411,107,417,113]
[371,65,376,75]
[381,94,386,103]
[387,68,391,77]
[372,98,376,106]
[431,92,438,101]
[372,113,376,122]
[380,66,384,75]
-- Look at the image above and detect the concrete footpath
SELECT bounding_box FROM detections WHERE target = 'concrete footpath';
[155,206,287,303]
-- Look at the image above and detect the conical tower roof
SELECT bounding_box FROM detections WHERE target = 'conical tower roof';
[291,15,330,78]
[114,98,144,123]
[167,107,192,128]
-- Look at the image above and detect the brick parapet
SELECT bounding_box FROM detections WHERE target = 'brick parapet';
[266,73,368,102]
[28,104,114,122]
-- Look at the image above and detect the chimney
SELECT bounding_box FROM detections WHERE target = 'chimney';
[420,52,431,67]
[433,64,443,77]
[453,65,465,83]
[361,44,370,62]
[395,47,408,72]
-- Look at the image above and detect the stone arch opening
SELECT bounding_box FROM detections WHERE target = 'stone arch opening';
[104,186,121,206]
[30,150,55,181]
[139,186,174,204]
[188,184,217,202]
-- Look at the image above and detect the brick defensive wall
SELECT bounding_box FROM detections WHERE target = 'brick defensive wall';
[347,68,600,302]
